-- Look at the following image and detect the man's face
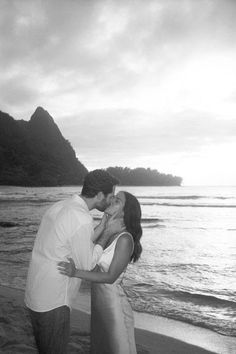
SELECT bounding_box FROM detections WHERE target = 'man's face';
[96,186,116,212]
[105,191,125,217]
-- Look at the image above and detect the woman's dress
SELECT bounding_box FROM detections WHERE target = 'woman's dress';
[91,232,137,354]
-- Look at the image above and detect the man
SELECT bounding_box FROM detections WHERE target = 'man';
[25,169,119,353]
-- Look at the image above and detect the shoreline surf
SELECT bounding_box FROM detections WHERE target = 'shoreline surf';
[1,284,236,354]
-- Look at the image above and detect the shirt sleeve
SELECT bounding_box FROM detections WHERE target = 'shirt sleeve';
[91,244,103,268]
[70,224,103,271]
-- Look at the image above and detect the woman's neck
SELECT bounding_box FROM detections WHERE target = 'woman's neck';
[105,229,126,249]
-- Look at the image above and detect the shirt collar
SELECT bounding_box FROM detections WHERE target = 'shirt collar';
[72,194,90,212]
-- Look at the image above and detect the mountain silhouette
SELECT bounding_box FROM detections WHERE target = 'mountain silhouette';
[0,107,88,186]
[0,107,182,186]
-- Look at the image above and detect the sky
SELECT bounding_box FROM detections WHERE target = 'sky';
[1,0,236,186]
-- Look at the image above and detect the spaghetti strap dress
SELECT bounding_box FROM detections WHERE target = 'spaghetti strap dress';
[90,232,137,354]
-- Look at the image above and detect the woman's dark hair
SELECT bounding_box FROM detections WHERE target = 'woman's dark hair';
[123,191,142,263]
[81,169,119,197]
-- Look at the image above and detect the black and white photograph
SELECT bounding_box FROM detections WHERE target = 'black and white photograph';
[0,1,236,353]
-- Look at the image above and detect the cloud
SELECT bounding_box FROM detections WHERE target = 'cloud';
[1,0,236,183]
[1,0,236,115]
[57,108,236,169]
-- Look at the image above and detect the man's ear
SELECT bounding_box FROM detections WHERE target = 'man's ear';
[96,191,105,201]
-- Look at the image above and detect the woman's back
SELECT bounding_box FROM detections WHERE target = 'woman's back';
[91,232,137,354]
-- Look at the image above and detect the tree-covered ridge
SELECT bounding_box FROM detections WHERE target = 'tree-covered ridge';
[105,167,182,186]
[0,107,182,186]
[0,107,88,186]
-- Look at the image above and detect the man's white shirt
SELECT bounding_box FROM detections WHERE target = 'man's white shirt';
[25,194,103,311]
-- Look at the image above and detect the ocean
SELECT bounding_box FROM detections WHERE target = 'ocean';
[0,185,235,337]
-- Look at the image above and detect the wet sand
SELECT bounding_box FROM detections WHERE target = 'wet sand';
[0,285,235,354]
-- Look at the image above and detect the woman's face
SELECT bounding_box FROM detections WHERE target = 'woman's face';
[105,191,126,216]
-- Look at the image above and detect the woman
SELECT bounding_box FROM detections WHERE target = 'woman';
[58,191,142,354]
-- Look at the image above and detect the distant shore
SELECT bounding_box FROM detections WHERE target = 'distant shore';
[0,183,182,187]
[1,284,235,354]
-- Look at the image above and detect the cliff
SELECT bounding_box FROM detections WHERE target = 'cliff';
[0,107,88,186]
[0,107,182,187]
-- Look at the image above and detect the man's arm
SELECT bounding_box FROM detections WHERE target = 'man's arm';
[70,224,103,270]
[95,214,126,248]
[70,215,125,270]
[58,234,133,284]
[92,213,108,242]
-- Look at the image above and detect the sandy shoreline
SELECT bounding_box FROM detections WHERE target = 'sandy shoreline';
[0,285,235,354]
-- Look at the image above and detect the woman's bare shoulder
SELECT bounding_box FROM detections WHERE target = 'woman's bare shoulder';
[116,232,133,247]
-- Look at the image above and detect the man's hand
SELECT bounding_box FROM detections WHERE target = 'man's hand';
[105,213,125,236]
[96,212,125,249]
[100,212,109,229]
[57,257,76,277]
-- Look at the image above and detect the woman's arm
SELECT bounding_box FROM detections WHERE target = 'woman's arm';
[58,234,133,284]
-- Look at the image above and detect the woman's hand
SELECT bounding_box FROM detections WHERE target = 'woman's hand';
[57,257,76,277]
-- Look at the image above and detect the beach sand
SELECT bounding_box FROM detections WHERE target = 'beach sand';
[0,285,235,354]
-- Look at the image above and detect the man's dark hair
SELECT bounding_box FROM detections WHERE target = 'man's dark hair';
[81,169,119,198]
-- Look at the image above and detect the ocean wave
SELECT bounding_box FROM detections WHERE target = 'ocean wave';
[133,282,154,288]
[143,223,165,229]
[0,222,20,228]
[93,216,164,223]
[126,279,236,308]
[176,317,236,337]
[159,289,236,308]
[0,220,41,228]
[142,217,164,222]
[141,202,236,208]
[125,286,236,336]
[132,305,236,336]
[1,194,235,203]
[0,258,29,265]
[1,196,236,209]
[138,195,235,200]
[0,247,32,255]
[0,198,57,203]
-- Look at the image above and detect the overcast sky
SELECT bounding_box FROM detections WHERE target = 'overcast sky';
[1,0,236,185]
